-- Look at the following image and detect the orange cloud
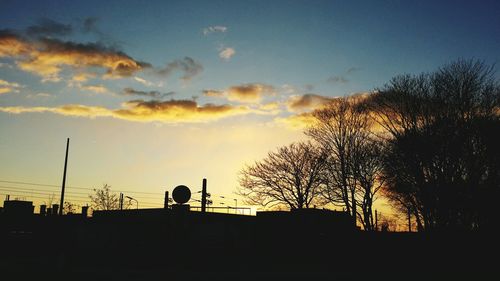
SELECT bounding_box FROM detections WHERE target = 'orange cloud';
[0,32,149,82]
[274,112,317,130]
[0,99,254,123]
[202,83,274,103]
[228,84,274,103]
[0,31,33,57]
[286,94,335,112]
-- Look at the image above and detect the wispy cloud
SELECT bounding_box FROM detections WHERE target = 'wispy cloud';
[202,89,225,98]
[121,87,174,99]
[274,112,316,130]
[26,18,72,37]
[327,76,348,84]
[134,76,154,87]
[0,99,254,123]
[26,92,53,99]
[346,67,361,74]
[203,25,228,35]
[0,79,24,94]
[156,57,203,82]
[327,67,362,84]
[219,47,235,60]
[80,84,111,94]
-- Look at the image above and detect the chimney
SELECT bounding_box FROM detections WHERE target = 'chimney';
[40,205,47,216]
[81,206,88,218]
[52,204,59,215]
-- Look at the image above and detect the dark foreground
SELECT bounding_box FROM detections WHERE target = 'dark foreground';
[1,209,497,280]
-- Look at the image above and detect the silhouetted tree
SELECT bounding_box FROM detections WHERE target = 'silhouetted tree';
[352,138,385,231]
[63,201,77,214]
[370,59,500,231]
[306,95,382,229]
[89,184,129,211]
[238,141,327,210]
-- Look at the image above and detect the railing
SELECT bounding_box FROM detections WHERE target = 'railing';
[188,206,253,216]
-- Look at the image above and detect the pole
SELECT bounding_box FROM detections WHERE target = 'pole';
[119,193,123,210]
[164,191,169,209]
[375,210,378,231]
[201,178,207,213]
[59,138,69,215]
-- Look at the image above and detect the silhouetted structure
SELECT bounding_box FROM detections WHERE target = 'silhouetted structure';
[2,200,34,216]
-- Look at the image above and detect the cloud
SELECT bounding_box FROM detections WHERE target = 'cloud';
[70,72,96,83]
[327,76,348,84]
[121,87,174,99]
[227,84,274,103]
[0,30,150,82]
[219,47,235,60]
[202,89,225,98]
[26,92,53,98]
[0,79,23,94]
[26,18,72,37]
[274,112,317,130]
[80,84,110,94]
[157,57,203,82]
[346,67,361,74]
[202,83,275,103]
[286,94,334,112]
[134,76,154,86]
[0,99,253,123]
[114,99,250,122]
[0,30,33,57]
[203,25,228,35]
[259,102,280,111]
[0,62,13,68]
[82,17,99,34]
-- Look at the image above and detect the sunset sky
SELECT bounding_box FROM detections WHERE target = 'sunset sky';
[1,0,499,210]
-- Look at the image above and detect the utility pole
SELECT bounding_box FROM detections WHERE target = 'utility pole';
[59,138,69,215]
[201,178,207,213]
[164,191,169,209]
[119,193,123,210]
[375,210,378,231]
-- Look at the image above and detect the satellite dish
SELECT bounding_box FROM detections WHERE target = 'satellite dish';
[172,185,191,204]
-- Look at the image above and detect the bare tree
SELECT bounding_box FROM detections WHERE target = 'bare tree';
[352,138,385,231]
[306,95,376,227]
[238,141,327,210]
[89,184,129,211]
[63,201,77,214]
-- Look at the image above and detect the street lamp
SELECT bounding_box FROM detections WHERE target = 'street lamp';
[220,196,238,214]
[126,196,138,209]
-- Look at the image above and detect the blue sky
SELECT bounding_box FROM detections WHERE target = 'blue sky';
[1,0,499,209]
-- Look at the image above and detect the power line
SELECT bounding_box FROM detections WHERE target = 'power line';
[0,179,163,195]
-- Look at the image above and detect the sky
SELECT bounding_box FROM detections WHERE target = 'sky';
[1,0,499,211]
